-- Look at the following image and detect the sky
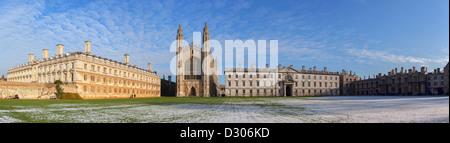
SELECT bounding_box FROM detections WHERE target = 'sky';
[0,0,448,84]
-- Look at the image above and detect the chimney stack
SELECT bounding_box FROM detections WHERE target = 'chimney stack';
[265,64,268,68]
[421,67,425,73]
[43,49,49,60]
[324,67,327,72]
[350,70,352,75]
[85,41,91,55]
[168,75,171,82]
[56,44,64,56]
[437,68,441,73]
[413,67,416,73]
[28,54,34,63]
[314,66,317,71]
[163,75,165,80]
[124,54,130,65]
[290,65,293,68]
[302,65,305,71]
[148,63,152,71]
[395,68,398,74]
[278,64,282,69]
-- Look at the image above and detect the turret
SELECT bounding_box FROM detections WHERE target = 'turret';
[124,54,130,65]
[28,54,34,63]
[43,49,49,60]
[56,44,63,56]
[85,41,91,55]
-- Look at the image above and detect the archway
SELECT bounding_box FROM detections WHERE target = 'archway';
[286,86,292,97]
[189,87,196,97]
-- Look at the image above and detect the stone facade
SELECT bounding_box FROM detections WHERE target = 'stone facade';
[445,62,449,95]
[176,23,219,97]
[339,70,360,95]
[224,65,340,97]
[0,81,56,99]
[427,68,445,95]
[348,66,428,95]
[7,41,161,99]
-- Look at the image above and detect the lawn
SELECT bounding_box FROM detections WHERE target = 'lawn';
[0,96,448,123]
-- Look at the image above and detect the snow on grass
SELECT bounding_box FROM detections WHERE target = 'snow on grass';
[0,96,448,123]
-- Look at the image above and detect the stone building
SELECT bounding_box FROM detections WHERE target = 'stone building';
[339,69,360,95]
[176,23,219,97]
[7,41,161,99]
[161,75,176,97]
[224,64,340,97]
[444,62,449,95]
[427,68,445,95]
[348,66,428,95]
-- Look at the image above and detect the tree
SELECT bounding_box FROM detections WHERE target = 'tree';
[54,80,64,99]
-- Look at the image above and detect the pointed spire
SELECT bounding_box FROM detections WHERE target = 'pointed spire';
[178,24,182,32]
[203,22,209,32]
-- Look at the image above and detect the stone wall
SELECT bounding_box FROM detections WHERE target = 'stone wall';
[0,81,56,99]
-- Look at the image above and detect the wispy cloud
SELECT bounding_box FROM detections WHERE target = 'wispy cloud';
[345,48,449,65]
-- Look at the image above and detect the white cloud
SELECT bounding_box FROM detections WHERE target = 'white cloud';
[346,48,449,65]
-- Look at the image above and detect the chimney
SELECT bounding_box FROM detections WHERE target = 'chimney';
[148,63,152,71]
[43,49,49,60]
[408,69,412,73]
[324,67,327,72]
[85,41,91,55]
[309,68,312,71]
[388,72,391,76]
[168,75,171,82]
[314,66,317,71]
[278,64,282,69]
[378,73,382,77]
[434,69,437,74]
[290,65,293,68]
[421,67,425,73]
[56,44,63,56]
[124,54,130,65]
[437,68,441,74]
[302,65,305,71]
[265,64,268,68]
[413,67,416,73]
[163,75,165,80]
[28,54,34,63]
[350,70,352,75]
[395,68,398,74]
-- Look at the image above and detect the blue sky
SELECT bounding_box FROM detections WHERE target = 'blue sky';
[0,0,448,84]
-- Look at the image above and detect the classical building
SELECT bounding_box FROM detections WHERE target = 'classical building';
[427,68,445,95]
[224,64,340,97]
[444,62,449,95]
[339,69,360,95]
[7,41,161,99]
[348,66,428,95]
[176,23,219,97]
